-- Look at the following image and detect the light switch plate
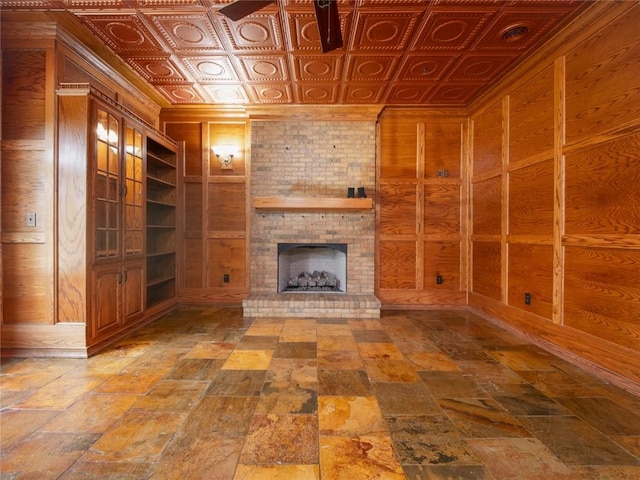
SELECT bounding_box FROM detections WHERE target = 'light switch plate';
[26,213,36,227]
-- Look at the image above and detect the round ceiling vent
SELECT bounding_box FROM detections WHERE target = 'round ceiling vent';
[501,25,529,43]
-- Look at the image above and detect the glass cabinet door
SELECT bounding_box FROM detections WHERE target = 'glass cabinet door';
[95,109,120,259]
[124,125,144,257]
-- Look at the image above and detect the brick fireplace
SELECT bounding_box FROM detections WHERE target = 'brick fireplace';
[242,119,381,318]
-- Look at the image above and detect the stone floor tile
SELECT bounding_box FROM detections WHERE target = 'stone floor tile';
[318,369,372,396]
[402,464,495,479]
[165,358,224,381]
[364,358,421,383]
[41,393,139,433]
[240,414,318,464]
[81,411,186,463]
[419,371,487,398]
[319,435,405,479]
[257,381,317,415]
[386,414,479,465]
[130,380,207,412]
[468,437,575,479]
[274,341,318,358]
[555,396,640,435]
[519,415,640,466]
[0,409,60,449]
[150,435,244,480]
[266,357,318,384]
[184,341,236,359]
[206,369,267,396]
[317,350,364,370]
[1,432,100,479]
[233,464,319,480]
[318,396,387,436]
[373,381,441,416]
[438,397,531,438]
[59,460,155,479]
[222,349,273,370]
[181,395,259,437]
[406,351,462,372]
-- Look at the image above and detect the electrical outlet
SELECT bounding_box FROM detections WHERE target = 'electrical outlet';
[436,170,442,177]
[223,274,230,283]
[524,292,531,305]
[26,213,36,227]
[436,274,443,285]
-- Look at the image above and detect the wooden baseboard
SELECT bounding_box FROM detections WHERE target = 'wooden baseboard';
[377,289,467,307]
[178,287,247,305]
[468,293,640,397]
[0,323,87,358]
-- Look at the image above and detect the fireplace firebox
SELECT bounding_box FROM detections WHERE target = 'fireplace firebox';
[278,243,347,293]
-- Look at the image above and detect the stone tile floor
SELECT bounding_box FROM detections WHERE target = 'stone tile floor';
[1,307,640,479]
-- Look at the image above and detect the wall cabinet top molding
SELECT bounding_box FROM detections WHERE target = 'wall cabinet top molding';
[253,197,373,212]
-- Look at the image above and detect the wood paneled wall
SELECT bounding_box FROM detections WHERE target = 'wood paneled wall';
[467,1,640,393]
[377,109,468,307]
[161,110,250,304]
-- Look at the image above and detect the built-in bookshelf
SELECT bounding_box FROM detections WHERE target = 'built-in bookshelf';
[146,136,177,308]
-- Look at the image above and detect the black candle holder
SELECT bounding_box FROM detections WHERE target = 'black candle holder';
[347,187,355,198]
[357,187,367,198]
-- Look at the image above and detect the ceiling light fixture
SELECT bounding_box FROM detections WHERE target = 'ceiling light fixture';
[501,25,529,43]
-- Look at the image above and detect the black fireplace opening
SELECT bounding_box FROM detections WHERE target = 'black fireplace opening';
[278,243,347,293]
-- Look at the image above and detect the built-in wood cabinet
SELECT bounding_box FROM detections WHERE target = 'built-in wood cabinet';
[89,106,147,343]
[146,136,178,308]
[55,85,179,352]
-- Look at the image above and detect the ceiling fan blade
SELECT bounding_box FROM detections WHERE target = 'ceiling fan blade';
[314,0,343,53]
[219,0,276,21]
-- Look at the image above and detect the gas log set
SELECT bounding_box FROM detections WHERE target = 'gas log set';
[283,270,341,292]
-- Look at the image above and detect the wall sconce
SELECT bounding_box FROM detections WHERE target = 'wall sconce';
[212,145,236,170]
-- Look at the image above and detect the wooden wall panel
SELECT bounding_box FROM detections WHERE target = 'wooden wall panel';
[208,183,246,232]
[424,123,461,178]
[183,239,203,289]
[379,240,416,290]
[468,2,640,393]
[424,185,460,235]
[472,102,502,176]
[379,120,417,179]
[564,247,640,351]
[208,239,246,288]
[565,132,640,235]
[165,123,202,176]
[2,244,49,323]
[508,160,554,236]
[1,151,46,235]
[509,65,554,162]
[377,109,466,306]
[182,182,203,289]
[472,241,501,300]
[184,182,203,237]
[379,184,416,236]
[508,244,553,319]
[565,5,640,144]
[2,50,46,141]
[472,176,502,235]
[423,241,460,291]
[57,94,89,323]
